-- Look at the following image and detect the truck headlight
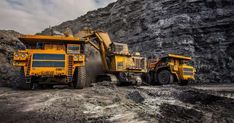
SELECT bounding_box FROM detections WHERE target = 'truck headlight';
[15,54,19,57]
[79,56,83,59]
[73,56,78,61]
[21,54,26,58]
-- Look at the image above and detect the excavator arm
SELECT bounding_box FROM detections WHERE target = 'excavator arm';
[77,29,113,72]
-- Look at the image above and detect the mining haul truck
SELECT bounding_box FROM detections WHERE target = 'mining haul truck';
[12,34,86,89]
[78,29,147,85]
[146,54,196,85]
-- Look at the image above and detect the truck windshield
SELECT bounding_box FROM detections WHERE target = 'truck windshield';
[187,61,194,66]
[68,46,80,51]
[180,60,194,66]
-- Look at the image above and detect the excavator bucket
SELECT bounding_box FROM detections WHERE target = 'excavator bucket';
[77,29,112,49]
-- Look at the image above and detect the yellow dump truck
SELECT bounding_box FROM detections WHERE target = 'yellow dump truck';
[146,54,196,85]
[13,34,86,89]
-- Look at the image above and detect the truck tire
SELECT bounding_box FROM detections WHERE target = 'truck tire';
[157,70,174,85]
[147,73,154,85]
[142,73,152,84]
[12,67,31,90]
[73,67,86,89]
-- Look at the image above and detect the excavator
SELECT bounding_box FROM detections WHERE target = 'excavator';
[77,28,147,85]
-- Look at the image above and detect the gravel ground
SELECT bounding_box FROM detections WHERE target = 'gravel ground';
[0,83,234,123]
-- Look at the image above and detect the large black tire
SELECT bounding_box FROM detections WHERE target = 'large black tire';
[147,73,154,85]
[156,70,174,85]
[12,67,31,90]
[73,67,86,89]
[142,73,151,84]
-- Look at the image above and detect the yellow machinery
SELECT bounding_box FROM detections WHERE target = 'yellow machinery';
[13,34,86,89]
[78,29,147,85]
[146,54,196,85]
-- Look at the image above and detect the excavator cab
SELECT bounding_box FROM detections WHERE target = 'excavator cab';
[110,42,129,54]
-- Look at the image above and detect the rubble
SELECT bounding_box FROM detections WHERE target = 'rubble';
[127,91,145,103]
[0,84,233,123]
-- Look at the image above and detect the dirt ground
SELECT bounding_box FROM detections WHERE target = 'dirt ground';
[0,83,234,123]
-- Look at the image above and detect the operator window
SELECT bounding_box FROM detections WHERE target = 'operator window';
[112,44,124,53]
[67,45,80,54]
[161,58,170,63]
[180,60,192,65]
[36,42,44,49]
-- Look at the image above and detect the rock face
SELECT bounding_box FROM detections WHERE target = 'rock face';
[41,0,234,83]
[0,30,23,86]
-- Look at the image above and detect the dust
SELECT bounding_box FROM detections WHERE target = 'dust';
[85,44,104,86]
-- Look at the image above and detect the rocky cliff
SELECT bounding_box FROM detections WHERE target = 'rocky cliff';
[0,30,23,86]
[41,0,234,83]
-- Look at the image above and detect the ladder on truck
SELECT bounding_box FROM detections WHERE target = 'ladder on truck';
[26,55,31,83]
[67,55,73,82]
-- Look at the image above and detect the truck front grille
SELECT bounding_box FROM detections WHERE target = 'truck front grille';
[131,58,145,69]
[32,61,65,67]
[183,72,194,75]
[32,54,65,68]
[183,68,193,76]
[183,68,193,71]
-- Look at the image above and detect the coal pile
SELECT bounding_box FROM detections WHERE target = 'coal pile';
[125,86,234,123]
[159,103,204,123]
[126,91,145,103]
[0,84,234,123]
[41,0,234,83]
[0,30,22,87]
